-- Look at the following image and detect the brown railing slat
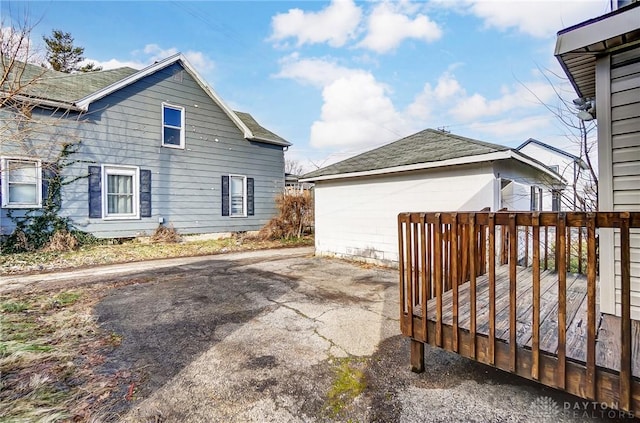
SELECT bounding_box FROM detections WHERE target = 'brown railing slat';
[557,212,567,390]
[434,213,443,347]
[451,214,459,352]
[405,216,414,337]
[469,213,477,359]
[586,213,597,400]
[508,213,517,372]
[412,217,420,315]
[420,214,428,343]
[531,213,541,380]
[398,215,409,335]
[488,213,496,365]
[620,214,632,412]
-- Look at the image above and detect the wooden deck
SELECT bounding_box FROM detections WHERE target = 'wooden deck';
[416,265,640,377]
[398,211,640,414]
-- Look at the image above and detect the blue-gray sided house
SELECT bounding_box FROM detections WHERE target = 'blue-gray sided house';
[0,53,291,238]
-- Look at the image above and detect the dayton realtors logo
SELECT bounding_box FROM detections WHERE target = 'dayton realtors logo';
[529,396,636,420]
[528,396,561,421]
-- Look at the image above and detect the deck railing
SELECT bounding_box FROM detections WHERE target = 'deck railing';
[398,211,640,413]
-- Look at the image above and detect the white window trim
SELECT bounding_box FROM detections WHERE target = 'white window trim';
[229,174,247,218]
[161,102,186,149]
[0,157,42,209]
[101,165,140,220]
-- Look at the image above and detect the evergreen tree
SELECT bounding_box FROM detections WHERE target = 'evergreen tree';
[43,30,102,73]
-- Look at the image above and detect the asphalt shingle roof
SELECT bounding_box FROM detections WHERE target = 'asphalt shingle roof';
[5,60,137,104]
[302,128,511,179]
[234,111,290,146]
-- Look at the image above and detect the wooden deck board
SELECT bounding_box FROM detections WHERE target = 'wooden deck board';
[418,265,640,377]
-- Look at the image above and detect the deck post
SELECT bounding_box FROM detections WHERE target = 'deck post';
[410,339,425,373]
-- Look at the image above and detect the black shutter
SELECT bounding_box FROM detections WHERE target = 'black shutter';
[247,177,254,216]
[88,166,102,218]
[42,163,60,207]
[140,169,152,218]
[221,175,229,216]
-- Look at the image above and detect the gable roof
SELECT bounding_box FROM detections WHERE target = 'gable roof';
[301,129,562,183]
[3,54,290,147]
[517,138,589,169]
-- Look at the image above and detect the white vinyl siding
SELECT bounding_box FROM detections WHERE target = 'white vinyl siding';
[102,165,139,220]
[598,46,640,320]
[1,157,42,208]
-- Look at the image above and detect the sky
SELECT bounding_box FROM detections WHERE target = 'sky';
[2,0,611,172]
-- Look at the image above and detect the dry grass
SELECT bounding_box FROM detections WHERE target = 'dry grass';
[0,235,313,276]
[150,224,181,244]
[43,230,79,252]
[0,286,127,421]
[260,192,314,240]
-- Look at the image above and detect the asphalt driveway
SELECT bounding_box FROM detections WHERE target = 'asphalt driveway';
[2,247,629,422]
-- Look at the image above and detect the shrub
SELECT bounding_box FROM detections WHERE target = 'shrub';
[150,224,181,243]
[43,230,79,252]
[259,191,313,240]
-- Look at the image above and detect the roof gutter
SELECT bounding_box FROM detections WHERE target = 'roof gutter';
[6,94,82,112]
[248,136,292,147]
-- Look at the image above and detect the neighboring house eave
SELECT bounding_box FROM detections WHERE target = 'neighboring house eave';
[74,53,259,142]
[517,138,579,161]
[554,3,640,98]
[300,150,565,184]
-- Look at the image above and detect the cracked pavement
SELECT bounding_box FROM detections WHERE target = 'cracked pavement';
[6,247,627,422]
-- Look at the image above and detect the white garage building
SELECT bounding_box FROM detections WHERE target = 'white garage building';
[300,129,564,266]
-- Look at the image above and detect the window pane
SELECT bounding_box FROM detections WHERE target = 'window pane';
[230,176,244,215]
[9,184,37,204]
[231,176,243,195]
[163,127,181,145]
[107,174,133,214]
[8,161,37,183]
[164,106,182,127]
[231,196,243,215]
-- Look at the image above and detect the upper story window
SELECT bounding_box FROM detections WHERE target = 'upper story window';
[549,165,560,173]
[162,103,185,148]
[1,157,42,208]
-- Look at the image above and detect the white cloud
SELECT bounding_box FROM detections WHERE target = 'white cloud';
[277,54,572,157]
[408,72,465,119]
[358,2,442,53]
[86,43,215,72]
[466,114,554,141]
[310,72,408,148]
[442,0,608,38]
[274,54,361,87]
[449,81,557,121]
[269,0,362,48]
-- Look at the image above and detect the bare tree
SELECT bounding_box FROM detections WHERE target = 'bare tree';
[520,67,598,211]
[284,158,305,176]
[1,15,87,252]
